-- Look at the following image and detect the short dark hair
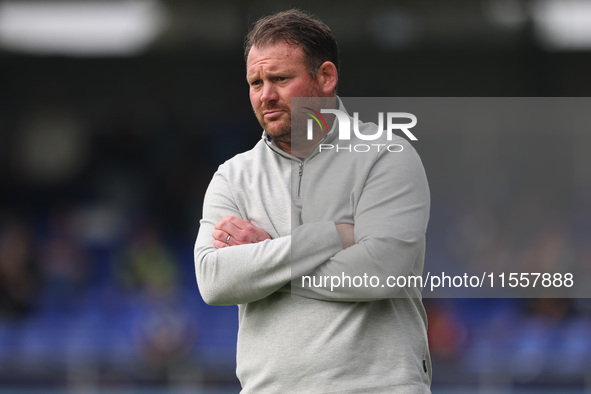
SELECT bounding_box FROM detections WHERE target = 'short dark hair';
[244,9,339,76]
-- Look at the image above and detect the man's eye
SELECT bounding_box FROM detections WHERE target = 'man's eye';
[250,80,262,87]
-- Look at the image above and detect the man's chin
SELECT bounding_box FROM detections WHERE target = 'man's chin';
[266,130,291,141]
[263,121,290,138]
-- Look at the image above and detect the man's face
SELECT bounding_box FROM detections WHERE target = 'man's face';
[247,42,323,144]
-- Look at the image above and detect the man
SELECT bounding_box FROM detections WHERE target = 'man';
[195,9,431,393]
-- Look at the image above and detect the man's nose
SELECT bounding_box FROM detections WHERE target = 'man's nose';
[260,83,278,103]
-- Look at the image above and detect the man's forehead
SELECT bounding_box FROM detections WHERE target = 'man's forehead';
[246,41,304,66]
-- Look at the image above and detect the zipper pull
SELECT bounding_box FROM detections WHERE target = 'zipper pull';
[297,162,304,199]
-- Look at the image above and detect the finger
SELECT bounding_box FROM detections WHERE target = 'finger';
[215,218,243,236]
[213,240,228,249]
[225,216,252,228]
[212,229,228,242]
[215,216,251,230]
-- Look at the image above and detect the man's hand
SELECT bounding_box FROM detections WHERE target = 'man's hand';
[212,216,272,249]
[335,223,355,249]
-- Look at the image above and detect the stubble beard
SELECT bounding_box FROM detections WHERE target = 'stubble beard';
[256,108,292,144]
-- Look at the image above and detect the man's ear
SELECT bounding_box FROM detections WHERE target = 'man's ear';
[316,61,338,95]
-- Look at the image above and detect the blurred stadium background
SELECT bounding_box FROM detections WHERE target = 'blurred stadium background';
[1,0,591,393]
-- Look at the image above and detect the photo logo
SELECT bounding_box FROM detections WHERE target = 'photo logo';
[303,108,418,153]
[302,107,329,139]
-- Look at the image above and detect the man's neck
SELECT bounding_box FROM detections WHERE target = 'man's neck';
[276,132,327,157]
[276,96,338,157]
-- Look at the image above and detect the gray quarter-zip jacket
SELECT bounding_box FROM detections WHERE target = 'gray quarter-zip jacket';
[195,102,431,393]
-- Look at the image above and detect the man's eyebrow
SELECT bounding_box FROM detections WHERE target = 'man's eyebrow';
[246,68,258,77]
[247,67,293,81]
[263,67,296,78]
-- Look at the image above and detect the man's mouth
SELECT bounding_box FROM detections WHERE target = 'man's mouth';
[263,110,285,119]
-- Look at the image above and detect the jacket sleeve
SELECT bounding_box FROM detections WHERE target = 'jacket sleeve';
[194,169,343,306]
[288,139,430,301]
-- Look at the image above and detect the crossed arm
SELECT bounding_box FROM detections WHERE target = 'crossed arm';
[212,216,354,250]
[194,176,355,306]
[195,142,429,305]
